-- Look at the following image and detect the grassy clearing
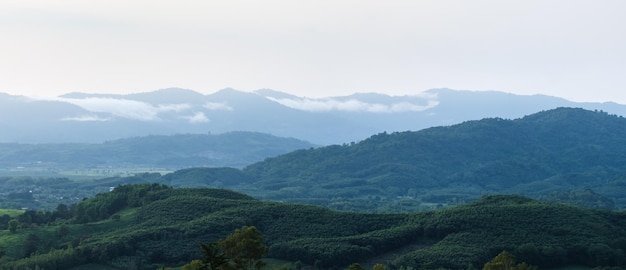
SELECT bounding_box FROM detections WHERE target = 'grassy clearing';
[0,208,24,217]
[0,230,24,255]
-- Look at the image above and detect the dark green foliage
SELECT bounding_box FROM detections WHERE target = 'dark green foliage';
[390,195,626,269]
[483,250,537,270]
[542,189,615,210]
[7,219,18,233]
[162,168,255,187]
[3,108,626,213]
[1,188,624,270]
[73,183,171,223]
[199,242,228,270]
[218,226,268,270]
[22,234,41,257]
[241,108,626,210]
[349,263,366,270]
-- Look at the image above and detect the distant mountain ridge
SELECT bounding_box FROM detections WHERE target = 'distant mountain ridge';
[0,132,315,170]
[2,88,626,144]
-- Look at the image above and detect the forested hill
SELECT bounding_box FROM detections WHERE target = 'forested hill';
[241,107,626,209]
[1,184,625,269]
[4,107,625,212]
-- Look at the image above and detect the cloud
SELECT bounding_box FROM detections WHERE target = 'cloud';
[157,103,192,112]
[53,97,191,121]
[266,96,439,113]
[183,112,210,123]
[61,115,112,122]
[203,102,233,111]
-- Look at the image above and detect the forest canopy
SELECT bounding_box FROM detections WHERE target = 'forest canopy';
[0,184,624,270]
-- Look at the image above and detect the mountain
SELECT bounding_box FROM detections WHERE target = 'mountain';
[1,185,625,269]
[5,108,624,212]
[2,88,626,144]
[232,108,626,210]
[0,132,315,171]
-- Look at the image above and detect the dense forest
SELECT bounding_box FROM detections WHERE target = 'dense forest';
[241,107,626,210]
[0,184,624,269]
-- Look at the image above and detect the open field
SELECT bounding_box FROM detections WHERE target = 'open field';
[0,209,24,217]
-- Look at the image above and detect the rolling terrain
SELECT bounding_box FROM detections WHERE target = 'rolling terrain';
[1,107,626,269]
[2,108,625,213]
[238,107,626,210]
[0,184,624,270]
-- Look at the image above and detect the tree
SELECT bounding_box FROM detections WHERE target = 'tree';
[8,219,18,233]
[373,263,386,270]
[348,263,365,270]
[483,251,537,270]
[484,250,516,270]
[218,226,269,270]
[200,242,228,270]
[182,260,205,270]
[53,203,71,220]
[57,224,70,238]
[185,226,269,270]
[23,234,40,257]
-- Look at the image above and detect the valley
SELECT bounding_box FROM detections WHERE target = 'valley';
[0,107,625,269]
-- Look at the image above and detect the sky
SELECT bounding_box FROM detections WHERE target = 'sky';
[1,0,625,103]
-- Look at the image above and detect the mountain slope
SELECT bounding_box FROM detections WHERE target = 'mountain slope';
[3,108,622,212]
[241,108,626,209]
[2,88,626,144]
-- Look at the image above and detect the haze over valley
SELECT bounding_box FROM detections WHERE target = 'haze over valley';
[3,88,626,145]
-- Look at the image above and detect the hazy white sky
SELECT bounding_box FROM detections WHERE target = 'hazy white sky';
[1,0,625,103]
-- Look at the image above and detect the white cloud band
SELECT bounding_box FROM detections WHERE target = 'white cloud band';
[266,97,439,113]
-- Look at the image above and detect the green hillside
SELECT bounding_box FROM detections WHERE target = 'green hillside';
[241,108,626,210]
[3,108,625,212]
[0,185,624,270]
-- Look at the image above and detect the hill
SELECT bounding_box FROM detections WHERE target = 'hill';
[0,132,314,171]
[238,107,626,210]
[0,185,624,270]
[3,108,625,213]
[4,107,624,212]
[2,88,626,145]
